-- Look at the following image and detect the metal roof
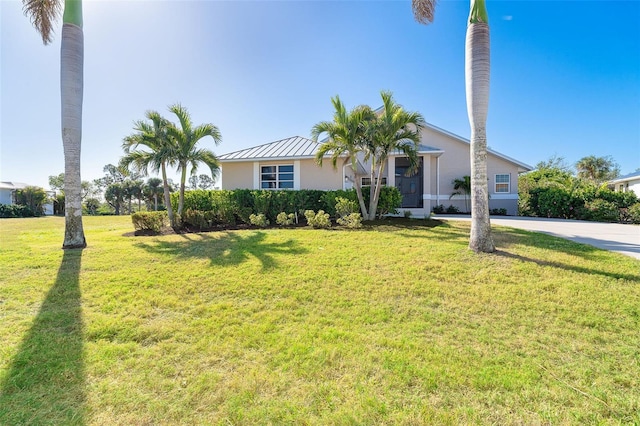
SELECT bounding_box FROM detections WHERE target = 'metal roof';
[0,181,30,190]
[610,170,640,184]
[219,136,322,162]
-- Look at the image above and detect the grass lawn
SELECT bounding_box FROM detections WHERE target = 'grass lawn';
[0,215,638,425]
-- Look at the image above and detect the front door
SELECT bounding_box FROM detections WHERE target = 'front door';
[395,158,423,208]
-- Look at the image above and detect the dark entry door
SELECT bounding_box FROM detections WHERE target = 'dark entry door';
[395,158,423,208]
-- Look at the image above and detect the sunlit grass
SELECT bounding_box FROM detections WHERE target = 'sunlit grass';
[0,215,638,425]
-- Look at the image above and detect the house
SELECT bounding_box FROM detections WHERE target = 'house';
[609,171,640,198]
[0,181,54,215]
[218,123,532,216]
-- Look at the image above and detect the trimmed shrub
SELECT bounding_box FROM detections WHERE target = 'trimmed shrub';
[0,204,35,218]
[249,213,269,227]
[490,208,507,216]
[337,213,362,229]
[583,199,620,223]
[446,205,460,214]
[627,203,640,224]
[432,204,445,214]
[304,210,331,228]
[276,212,295,226]
[131,211,167,233]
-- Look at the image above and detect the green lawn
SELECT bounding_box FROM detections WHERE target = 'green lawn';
[0,216,638,425]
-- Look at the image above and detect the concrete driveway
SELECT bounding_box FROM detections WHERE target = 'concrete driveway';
[434,215,640,260]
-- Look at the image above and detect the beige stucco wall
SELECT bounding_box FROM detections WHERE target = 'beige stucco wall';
[220,162,254,190]
[221,158,343,190]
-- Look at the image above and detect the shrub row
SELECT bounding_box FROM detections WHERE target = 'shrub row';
[170,188,402,230]
[523,186,639,223]
[0,204,38,218]
[131,211,168,233]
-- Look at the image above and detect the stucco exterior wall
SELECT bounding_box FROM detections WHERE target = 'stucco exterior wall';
[221,158,342,190]
[220,162,254,190]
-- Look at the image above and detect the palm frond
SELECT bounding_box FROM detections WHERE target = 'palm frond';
[22,0,61,44]
[412,0,436,25]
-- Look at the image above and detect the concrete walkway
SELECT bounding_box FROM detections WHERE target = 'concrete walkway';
[433,215,640,260]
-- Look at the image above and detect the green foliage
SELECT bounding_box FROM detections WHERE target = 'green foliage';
[583,199,620,223]
[304,210,331,228]
[446,205,460,214]
[83,197,101,215]
[627,203,640,224]
[276,212,295,226]
[15,186,48,216]
[363,186,402,218]
[489,208,507,216]
[432,204,445,214]
[249,213,269,227]
[131,211,167,233]
[0,204,35,218]
[334,196,362,228]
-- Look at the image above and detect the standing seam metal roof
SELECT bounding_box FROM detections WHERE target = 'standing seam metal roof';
[219,136,322,161]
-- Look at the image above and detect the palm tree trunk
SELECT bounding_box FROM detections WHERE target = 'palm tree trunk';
[178,164,187,216]
[60,18,86,249]
[351,160,368,218]
[369,162,386,220]
[161,162,175,228]
[465,0,494,253]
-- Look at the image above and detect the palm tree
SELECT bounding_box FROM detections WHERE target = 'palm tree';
[366,91,424,220]
[575,155,620,184]
[312,96,375,218]
[166,103,221,217]
[450,175,471,213]
[413,0,495,252]
[122,111,177,227]
[23,0,86,248]
[144,177,164,211]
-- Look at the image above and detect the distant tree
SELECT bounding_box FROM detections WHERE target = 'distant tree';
[450,176,471,213]
[84,197,100,215]
[15,186,48,216]
[49,172,96,200]
[575,155,620,184]
[535,155,571,173]
[188,174,215,190]
[105,183,124,215]
[166,103,221,217]
[143,177,164,211]
[48,173,65,192]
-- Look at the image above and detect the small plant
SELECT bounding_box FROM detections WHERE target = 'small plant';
[445,205,460,214]
[131,211,167,234]
[627,203,640,224]
[276,212,295,226]
[432,204,445,214]
[249,213,270,227]
[403,210,412,219]
[304,210,331,228]
[337,212,362,229]
[489,208,507,216]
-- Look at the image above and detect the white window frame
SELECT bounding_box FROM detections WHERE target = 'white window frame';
[494,174,510,193]
[260,164,294,189]
[361,177,387,186]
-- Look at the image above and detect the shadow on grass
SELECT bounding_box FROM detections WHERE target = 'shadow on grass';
[135,231,307,270]
[0,249,85,425]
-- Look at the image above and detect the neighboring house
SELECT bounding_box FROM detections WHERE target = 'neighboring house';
[609,171,640,198]
[219,123,532,216]
[0,181,54,215]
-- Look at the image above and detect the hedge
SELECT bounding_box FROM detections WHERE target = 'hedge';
[170,188,402,230]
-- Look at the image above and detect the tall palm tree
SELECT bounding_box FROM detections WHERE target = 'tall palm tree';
[23,0,86,249]
[166,104,221,217]
[122,111,177,227]
[450,175,471,213]
[413,0,495,252]
[312,96,376,218]
[366,91,424,220]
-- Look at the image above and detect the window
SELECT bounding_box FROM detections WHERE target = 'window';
[361,177,387,186]
[261,165,294,189]
[495,174,510,193]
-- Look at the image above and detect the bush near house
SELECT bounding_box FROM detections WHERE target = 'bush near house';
[131,211,168,234]
[169,188,402,231]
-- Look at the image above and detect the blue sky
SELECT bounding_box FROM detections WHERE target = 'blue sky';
[2,0,639,190]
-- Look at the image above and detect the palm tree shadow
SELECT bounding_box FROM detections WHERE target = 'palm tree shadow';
[0,250,85,425]
[136,231,307,270]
